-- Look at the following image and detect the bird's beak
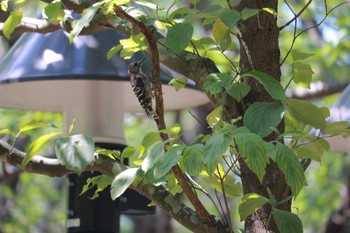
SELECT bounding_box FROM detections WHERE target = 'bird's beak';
[139,58,145,65]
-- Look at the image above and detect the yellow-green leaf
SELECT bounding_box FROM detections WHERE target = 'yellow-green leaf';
[21,132,62,169]
[239,193,268,221]
[3,10,23,39]
[284,99,326,130]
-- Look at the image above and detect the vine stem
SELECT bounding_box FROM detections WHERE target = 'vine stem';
[114,5,216,224]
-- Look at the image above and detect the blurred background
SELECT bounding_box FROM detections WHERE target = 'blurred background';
[1,0,350,232]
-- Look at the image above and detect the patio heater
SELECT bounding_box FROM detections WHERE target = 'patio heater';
[0,29,208,232]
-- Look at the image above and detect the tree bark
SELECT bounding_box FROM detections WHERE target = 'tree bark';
[235,1,291,232]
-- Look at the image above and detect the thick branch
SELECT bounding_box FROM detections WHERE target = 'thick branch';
[0,140,228,233]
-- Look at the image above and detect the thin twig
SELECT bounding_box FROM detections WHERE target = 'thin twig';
[279,0,313,31]
[114,5,216,224]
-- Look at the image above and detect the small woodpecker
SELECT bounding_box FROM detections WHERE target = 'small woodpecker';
[128,59,159,120]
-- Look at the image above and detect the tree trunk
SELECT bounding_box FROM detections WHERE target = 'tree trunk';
[235,1,291,232]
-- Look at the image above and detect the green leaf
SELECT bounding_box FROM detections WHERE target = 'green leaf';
[21,132,62,169]
[169,77,188,91]
[70,5,99,43]
[114,0,130,5]
[284,99,327,130]
[68,118,76,135]
[244,102,284,137]
[160,123,182,136]
[182,144,204,176]
[80,175,113,199]
[19,122,57,133]
[239,193,268,221]
[294,137,330,162]
[139,132,161,158]
[206,105,223,127]
[223,175,242,197]
[262,7,278,17]
[154,145,184,179]
[213,19,228,45]
[107,44,122,60]
[1,0,8,11]
[3,10,22,39]
[273,208,303,233]
[241,71,286,101]
[203,133,231,175]
[275,143,305,197]
[0,129,14,136]
[291,50,313,61]
[95,148,120,160]
[203,73,231,94]
[234,132,268,182]
[324,121,350,137]
[226,82,251,101]
[166,23,193,53]
[240,8,260,20]
[168,7,194,23]
[44,1,64,23]
[111,168,138,200]
[293,62,314,88]
[220,9,240,29]
[121,145,138,159]
[55,134,95,175]
[141,141,165,172]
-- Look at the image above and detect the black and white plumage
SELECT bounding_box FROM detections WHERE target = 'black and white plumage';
[128,59,158,120]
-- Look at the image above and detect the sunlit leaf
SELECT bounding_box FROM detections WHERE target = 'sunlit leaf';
[239,193,268,221]
[3,10,22,39]
[70,5,99,43]
[44,1,64,24]
[107,44,122,60]
[121,145,138,159]
[19,122,57,133]
[55,134,95,175]
[0,129,14,136]
[22,132,62,169]
[206,105,223,127]
[111,168,138,200]
[262,8,278,17]
[80,174,113,199]
[95,148,120,160]
[169,77,188,91]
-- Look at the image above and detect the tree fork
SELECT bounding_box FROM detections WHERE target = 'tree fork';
[235,0,291,232]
